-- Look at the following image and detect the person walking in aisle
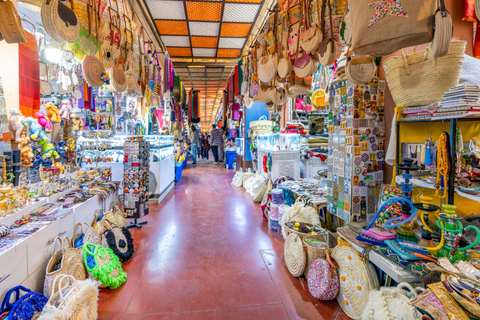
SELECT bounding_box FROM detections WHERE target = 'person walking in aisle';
[198,133,204,160]
[190,125,200,165]
[202,133,210,160]
[209,124,223,163]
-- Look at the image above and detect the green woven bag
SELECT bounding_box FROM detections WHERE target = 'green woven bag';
[82,244,127,289]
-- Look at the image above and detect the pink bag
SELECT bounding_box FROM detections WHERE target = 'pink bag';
[308,247,339,300]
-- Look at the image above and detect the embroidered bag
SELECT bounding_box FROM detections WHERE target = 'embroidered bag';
[348,0,436,56]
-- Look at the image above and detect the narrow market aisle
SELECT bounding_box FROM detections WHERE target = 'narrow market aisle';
[98,164,349,320]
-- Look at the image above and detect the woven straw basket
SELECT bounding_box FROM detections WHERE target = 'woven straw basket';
[302,234,327,278]
[332,244,379,319]
[383,41,466,107]
[44,237,87,298]
[284,233,306,277]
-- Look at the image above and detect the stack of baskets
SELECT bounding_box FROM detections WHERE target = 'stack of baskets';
[284,224,328,278]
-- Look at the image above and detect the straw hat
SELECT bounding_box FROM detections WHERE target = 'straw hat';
[284,233,306,277]
[332,245,379,319]
[345,55,376,85]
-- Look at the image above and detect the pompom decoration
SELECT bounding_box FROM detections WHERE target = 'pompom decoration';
[82,55,105,88]
[307,258,339,300]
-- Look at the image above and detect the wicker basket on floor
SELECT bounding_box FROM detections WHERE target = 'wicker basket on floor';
[302,234,327,277]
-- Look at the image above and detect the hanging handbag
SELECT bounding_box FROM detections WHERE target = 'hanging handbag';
[307,247,339,300]
[257,83,272,103]
[431,0,452,58]
[293,1,315,78]
[258,55,278,83]
[101,220,134,262]
[44,236,87,298]
[271,85,288,106]
[340,10,351,48]
[82,4,104,88]
[0,0,27,44]
[289,74,312,96]
[41,0,80,43]
[383,41,466,107]
[38,275,99,320]
[345,54,376,85]
[0,286,48,320]
[348,0,436,56]
[317,0,337,66]
[82,244,127,289]
[300,0,322,53]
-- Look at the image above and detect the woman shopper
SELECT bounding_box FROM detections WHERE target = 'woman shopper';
[190,125,200,165]
[209,124,224,163]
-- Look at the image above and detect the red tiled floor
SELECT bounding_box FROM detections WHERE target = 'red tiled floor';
[98,163,349,319]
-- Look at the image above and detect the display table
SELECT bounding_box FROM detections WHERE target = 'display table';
[225,150,236,169]
[0,191,117,299]
[257,148,300,181]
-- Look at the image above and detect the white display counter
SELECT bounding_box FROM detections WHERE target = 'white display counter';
[0,191,117,298]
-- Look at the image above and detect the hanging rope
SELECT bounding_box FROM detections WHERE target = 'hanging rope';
[435,132,449,199]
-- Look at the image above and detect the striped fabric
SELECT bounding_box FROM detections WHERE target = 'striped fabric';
[18,31,40,117]
[210,128,223,145]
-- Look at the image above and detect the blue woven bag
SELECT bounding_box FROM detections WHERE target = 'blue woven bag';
[0,286,47,320]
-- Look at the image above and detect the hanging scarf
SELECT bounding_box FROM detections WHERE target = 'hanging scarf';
[463,0,480,58]
[18,31,40,117]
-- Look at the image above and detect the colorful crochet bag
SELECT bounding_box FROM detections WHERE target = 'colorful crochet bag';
[0,286,48,320]
[82,244,127,289]
[307,247,339,300]
[102,221,134,263]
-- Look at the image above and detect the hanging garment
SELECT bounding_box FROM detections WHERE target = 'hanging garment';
[19,31,40,117]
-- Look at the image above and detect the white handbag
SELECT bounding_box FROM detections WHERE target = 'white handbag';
[232,171,244,187]
[361,283,424,320]
[39,274,99,320]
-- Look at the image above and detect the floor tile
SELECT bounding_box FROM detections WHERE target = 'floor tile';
[124,304,288,320]
[97,251,153,320]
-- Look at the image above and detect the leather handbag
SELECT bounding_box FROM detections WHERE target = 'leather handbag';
[349,0,436,56]
[41,0,80,43]
[307,247,339,300]
[82,244,127,289]
[44,237,87,298]
[0,286,47,320]
[0,0,27,44]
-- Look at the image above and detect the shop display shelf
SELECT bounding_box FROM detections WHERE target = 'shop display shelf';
[455,188,480,204]
[396,176,480,204]
[343,237,423,284]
